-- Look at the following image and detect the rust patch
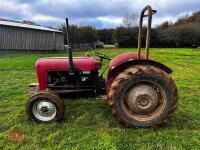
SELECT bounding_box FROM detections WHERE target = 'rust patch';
[8,128,24,144]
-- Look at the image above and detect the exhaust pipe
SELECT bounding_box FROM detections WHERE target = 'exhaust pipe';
[65,18,74,75]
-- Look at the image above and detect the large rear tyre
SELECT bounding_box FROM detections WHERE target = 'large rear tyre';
[26,91,65,123]
[108,65,178,128]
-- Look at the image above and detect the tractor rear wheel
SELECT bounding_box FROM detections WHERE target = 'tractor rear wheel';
[108,65,178,128]
[26,91,65,123]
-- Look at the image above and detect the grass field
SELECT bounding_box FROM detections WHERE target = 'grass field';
[0,48,200,149]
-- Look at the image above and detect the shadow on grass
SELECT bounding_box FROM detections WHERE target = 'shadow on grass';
[61,96,200,131]
[164,111,200,130]
[61,97,118,128]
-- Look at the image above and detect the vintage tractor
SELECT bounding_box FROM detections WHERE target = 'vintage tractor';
[26,5,178,128]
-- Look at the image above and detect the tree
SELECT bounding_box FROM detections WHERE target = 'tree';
[156,21,173,30]
[121,12,138,28]
[174,11,200,26]
[114,27,138,47]
[59,24,97,44]
[157,23,200,47]
[97,29,114,44]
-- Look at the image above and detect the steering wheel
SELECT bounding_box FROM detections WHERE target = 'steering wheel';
[94,51,112,60]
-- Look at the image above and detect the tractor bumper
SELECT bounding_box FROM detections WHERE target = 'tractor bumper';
[29,83,39,96]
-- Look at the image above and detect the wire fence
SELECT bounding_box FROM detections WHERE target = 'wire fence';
[71,42,97,51]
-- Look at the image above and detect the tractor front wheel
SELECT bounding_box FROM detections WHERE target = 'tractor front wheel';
[108,65,178,128]
[26,91,65,123]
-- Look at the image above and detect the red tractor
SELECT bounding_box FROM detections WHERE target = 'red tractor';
[26,6,178,128]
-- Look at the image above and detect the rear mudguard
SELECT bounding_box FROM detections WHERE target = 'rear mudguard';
[106,59,173,88]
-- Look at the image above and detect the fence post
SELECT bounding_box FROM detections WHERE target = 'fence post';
[94,42,96,50]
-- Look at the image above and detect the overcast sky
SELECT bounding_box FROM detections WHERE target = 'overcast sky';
[0,0,199,29]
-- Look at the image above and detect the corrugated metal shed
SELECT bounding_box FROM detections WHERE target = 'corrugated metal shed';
[0,18,64,51]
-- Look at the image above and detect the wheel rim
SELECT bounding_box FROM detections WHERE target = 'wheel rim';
[123,81,167,122]
[32,100,57,122]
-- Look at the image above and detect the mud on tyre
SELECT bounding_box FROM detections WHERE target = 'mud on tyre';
[108,65,178,128]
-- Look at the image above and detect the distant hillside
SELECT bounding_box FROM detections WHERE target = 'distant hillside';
[174,11,200,26]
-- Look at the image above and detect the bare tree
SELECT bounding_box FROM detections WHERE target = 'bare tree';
[121,12,138,28]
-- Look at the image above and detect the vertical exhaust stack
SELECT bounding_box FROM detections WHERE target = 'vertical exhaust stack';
[65,18,74,75]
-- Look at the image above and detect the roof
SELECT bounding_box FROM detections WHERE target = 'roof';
[0,18,62,33]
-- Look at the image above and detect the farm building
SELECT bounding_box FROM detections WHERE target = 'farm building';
[0,18,64,51]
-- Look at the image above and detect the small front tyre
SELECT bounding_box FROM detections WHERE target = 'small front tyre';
[26,91,65,123]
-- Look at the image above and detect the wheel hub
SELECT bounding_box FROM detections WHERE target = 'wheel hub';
[33,100,57,121]
[126,84,159,114]
[41,106,48,113]
[37,101,55,116]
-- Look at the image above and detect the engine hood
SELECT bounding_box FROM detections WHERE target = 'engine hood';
[36,57,102,71]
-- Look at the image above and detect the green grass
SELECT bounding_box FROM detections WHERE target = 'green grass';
[0,48,200,149]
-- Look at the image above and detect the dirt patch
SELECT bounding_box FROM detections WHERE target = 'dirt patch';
[8,128,24,144]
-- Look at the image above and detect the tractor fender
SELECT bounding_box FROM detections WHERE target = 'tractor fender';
[106,59,173,88]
